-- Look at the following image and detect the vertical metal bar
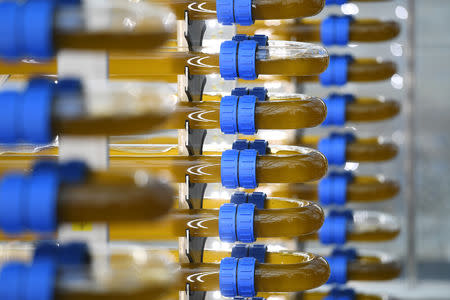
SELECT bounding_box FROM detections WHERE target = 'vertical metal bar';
[405,0,417,285]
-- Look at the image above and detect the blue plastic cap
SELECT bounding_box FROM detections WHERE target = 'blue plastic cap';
[237,257,256,297]
[238,149,257,189]
[249,87,268,101]
[248,244,267,263]
[319,211,350,245]
[232,88,249,97]
[233,139,250,151]
[25,258,56,300]
[0,2,21,61]
[219,203,238,243]
[249,140,268,155]
[220,41,239,80]
[236,203,255,243]
[319,55,353,87]
[0,91,21,143]
[221,150,240,188]
[22,0,56,60]
[231,244,249,258]
[22,79,55,144]
[231,191,248,205]
[326,255,348,284]
[216,0,234,25]
[234,0,253,26]
[0,174,27,234]
[237,95,256,135]
[238,40,257,80]
[220,257,238,297]
[325,288,356,300]
[220,96,239,134]
[26,170,60,233]
[247,192,266,209]
[0,262,27,300]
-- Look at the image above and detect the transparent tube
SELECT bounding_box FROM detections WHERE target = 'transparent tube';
[0,41,329,78]
[52,1,176,51]
[201,93,400,123]
[238,19,400,43]
[148,0,325,20]
[0,148,328,183]
[298,58,397,83]
[299,210,401,242]
[262,175,401,202]
[297,136,398,162]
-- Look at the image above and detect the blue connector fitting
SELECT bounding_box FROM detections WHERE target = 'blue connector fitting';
[320,55,354,86]
[325,0,347,5]
[220,257,238,297]
[321,15,353,46]
[247,192,266,209]
[231,244,249,258]
[325,288,356,300]
[219,203,238,242]
[318,132,356,166]
[322,94,355,126]
[318,171,354,206]
[236,203,256,243]
[237,95,257,135]
[238,149,258,189]
[237,257,256,297]
[319,210,353,245]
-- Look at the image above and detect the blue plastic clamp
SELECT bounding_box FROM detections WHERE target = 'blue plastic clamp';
[322,93,354,126]
[251,35,268,46]
[238,40,257,80]
[320,55,353,87]
[216,0,234,25]
[326,255,348,284]
[321,15,352,46]
[238,149,257,189]
[324,288,356,300]
[237,257,256,297]
[249,87,268,101]
[237,95,257,135]
[21,79,55,144]
[318,171,354,206]
[234,0,253,26]
[220,95,239,134]
[22,0,56,60]
[24,258,56,300]
[219,203,238,242]
[236,203,256,243]
[220,41,239,80]
[231,191,248,205]
[232,87,249,96]
[247,192,266,209]
[25,169,60,233]
[220,257,238,297]
[318,132,355,166]
[248,244,267,263]
[0,174,27,234]
[231,244,249,258]
[319,210,353,245]
[0,262,27,300]
[0,91,20,143]
[249,140,268,155]
[233,139,250,151]
[33,160,88,184]
[221,150,240,188]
